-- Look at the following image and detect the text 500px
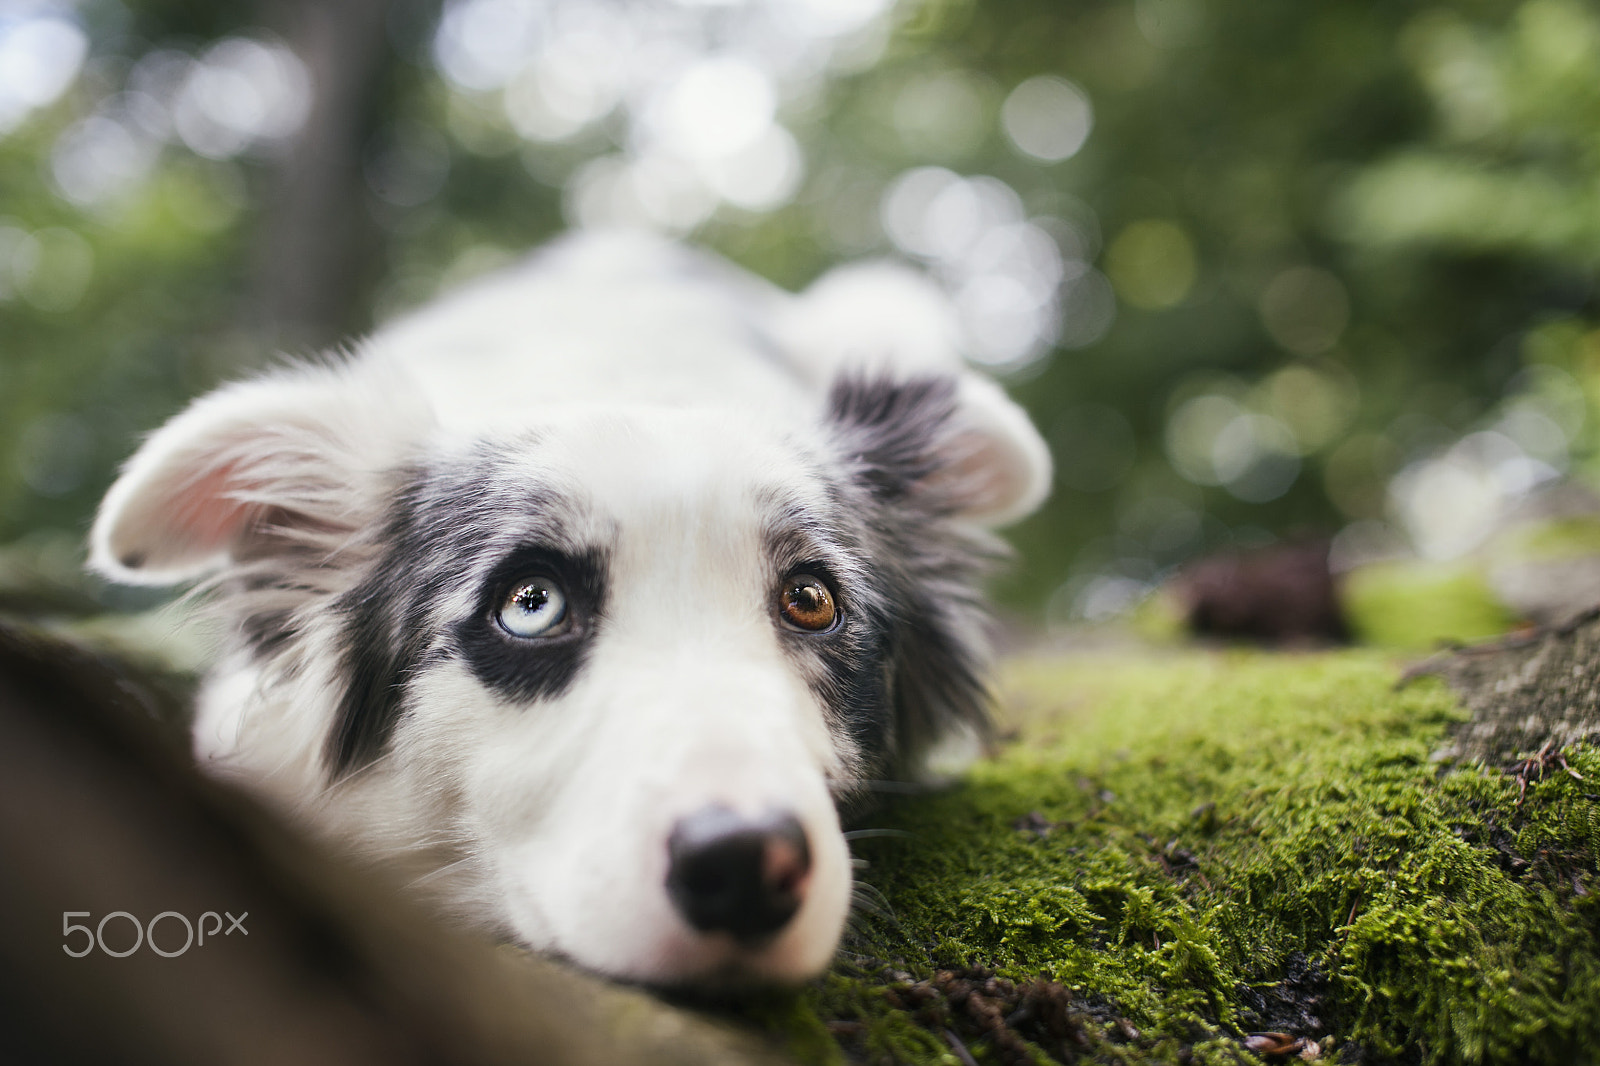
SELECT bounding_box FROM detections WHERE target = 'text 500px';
[62,910,248,957]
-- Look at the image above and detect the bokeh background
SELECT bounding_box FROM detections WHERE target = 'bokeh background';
[4,0,1600,635]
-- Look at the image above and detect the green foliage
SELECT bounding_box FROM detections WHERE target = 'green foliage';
[784,652,1600,1063]
[1335,0,1600,265]
[7,0,1600,620]
[0,62,257,548]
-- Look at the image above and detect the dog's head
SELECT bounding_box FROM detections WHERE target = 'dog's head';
[89,336,1046,985]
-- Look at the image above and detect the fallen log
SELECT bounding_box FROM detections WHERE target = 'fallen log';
[0,622,785,1066]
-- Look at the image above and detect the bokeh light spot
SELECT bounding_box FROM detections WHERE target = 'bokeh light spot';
[1261,363,1359,454]
[172,37,311,160]
[1001,76,1092,163]
[892,69,989,161]
[434,0,546,92]
[1258,266,1350,355]
[1215,414,1300,502]
[699,124,804,212]
[1106,218,1195,310]
[1166,393,1243,486]
[0,16,88,133]
[51,115,159,208]
[650,57,776,161]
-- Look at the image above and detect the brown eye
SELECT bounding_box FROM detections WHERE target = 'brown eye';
[779,575,838,632]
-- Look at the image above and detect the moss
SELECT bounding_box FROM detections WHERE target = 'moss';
[1126,588,1188,645]
[777,650,1600,1065]
[1342,563,1517,650]
[1491,517,1600,562]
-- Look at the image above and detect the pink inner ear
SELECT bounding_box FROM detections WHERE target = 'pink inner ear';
[169,460,257,555]
[929,430,1025,519]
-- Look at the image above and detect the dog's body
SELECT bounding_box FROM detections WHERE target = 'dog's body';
[90,232,1051,984]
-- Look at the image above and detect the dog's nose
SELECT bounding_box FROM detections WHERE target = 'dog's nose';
[665,806,812,942]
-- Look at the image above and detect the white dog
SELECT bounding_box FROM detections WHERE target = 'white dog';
[89,232,1050,985]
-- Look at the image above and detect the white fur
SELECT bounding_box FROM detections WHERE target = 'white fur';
[90,231,1050,984]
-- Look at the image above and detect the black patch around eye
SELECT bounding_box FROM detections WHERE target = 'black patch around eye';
[452,545,609,707]
[327,465,596,778]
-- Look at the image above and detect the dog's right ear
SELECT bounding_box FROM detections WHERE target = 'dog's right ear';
[826,372,1051,528]
[90,364,431,586]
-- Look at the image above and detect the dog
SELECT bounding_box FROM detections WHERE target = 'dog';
[88,231,1051,985]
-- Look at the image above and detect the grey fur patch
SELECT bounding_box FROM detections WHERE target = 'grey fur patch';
[327,445,609,774]
[802,373,999,785]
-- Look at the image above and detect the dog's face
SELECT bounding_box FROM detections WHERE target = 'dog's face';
[335,408,896,982]
[87,250,1051,985]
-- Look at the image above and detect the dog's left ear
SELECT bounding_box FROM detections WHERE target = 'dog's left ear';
[90,363,431,586]
[826,372,1051,527]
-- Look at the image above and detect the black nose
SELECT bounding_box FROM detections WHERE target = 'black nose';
[665,806,812,943]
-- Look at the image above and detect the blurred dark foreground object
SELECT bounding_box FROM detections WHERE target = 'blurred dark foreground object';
[1175,538,1350,646]
[0,622,786,1066]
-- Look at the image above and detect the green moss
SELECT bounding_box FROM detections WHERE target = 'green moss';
[781,650,1600,1064]
[1491,517,1600,562]
[1342,562,1517,649]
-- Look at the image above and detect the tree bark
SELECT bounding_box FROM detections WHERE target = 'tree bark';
[253,0,400,353]
[1412,609,1600,766]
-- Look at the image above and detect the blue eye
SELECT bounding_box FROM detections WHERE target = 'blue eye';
[498,578,569,638]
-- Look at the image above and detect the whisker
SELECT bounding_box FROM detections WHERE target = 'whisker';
[383,835,463,853]
[843,911,877,939]
[304,746,391,800]
[832,778,943,795]
[848,897,891,923]
[843,884,901,943]
[409,855,476,890]
[843,828,912,842]
[849,879,898,923]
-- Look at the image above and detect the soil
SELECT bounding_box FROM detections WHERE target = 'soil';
[871,967,1090,1066]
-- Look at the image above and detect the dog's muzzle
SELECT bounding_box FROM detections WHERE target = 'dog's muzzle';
[665,806,812,943]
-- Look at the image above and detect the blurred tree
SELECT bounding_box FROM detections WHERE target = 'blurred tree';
[253,0,401,349]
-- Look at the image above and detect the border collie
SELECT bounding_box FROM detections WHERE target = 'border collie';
[89,232,1050,985]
